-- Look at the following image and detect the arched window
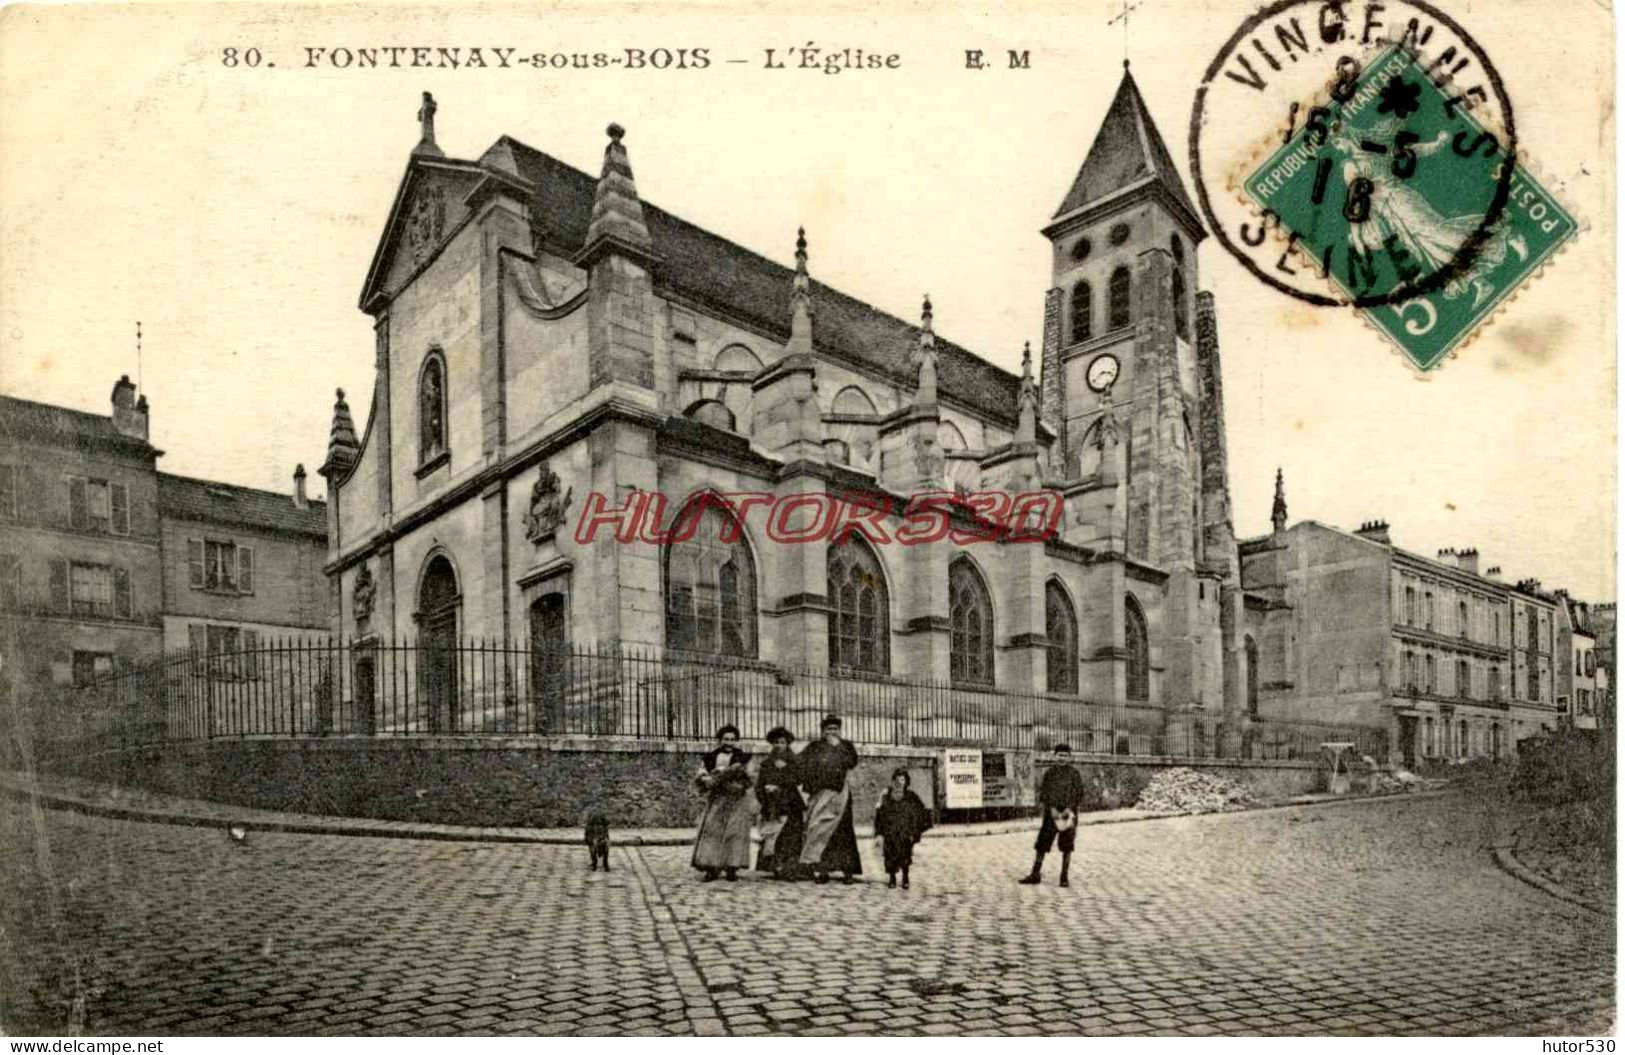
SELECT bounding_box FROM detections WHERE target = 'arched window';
[1404,586,1416,626]
[1045,579,1078,695]
[1125,595,1149,701]
[419,353,447,464]
[827,535,889,675]
[949,558,994,687]
[831,385,878,418]
[1069,280,1092,344]
[684,399,736,432]
[1172,267,1189,340]
[1244,635,1259,715]
[663,497,757,658]
[713,343,763,373]
[1425,654,1436,693]
[1456,659,1471,698]
[1108,267,1132,331]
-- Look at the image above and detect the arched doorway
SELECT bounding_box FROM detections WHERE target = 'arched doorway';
[418,555,460,733]
[529,593,567,733]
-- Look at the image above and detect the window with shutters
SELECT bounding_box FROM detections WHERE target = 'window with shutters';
[68,477,115,533]
[69,563,113,617]
[1108,267,1132,331]
[0,554,18,610]
[190,538,254,594]
[110,483,129,535]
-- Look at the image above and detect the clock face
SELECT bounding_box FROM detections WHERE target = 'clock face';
[1086,353,1120,393]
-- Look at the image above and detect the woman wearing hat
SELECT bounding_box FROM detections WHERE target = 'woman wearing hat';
[691,724,756,882]
[796,714,862,883]
[753,726,805,879]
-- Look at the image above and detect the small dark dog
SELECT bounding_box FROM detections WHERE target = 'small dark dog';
[585,811,611,871]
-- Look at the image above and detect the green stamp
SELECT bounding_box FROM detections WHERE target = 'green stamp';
[1243,45,1577,371]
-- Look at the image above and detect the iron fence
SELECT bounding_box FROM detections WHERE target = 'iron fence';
[81,638,1389,762]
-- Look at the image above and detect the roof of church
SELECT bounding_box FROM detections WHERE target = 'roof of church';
[1053,66,1204,230]
[497,138,1024,424]
[0,394,159,457]
[158,472,326,538]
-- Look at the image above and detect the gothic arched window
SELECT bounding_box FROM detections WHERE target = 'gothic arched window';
[1070,280,1092,344]
[1245,635,1260,715]
[1108,267,1132,331]
[949,558,994,687]
[1125,595,1150,701]
[419,352,448,465]
[1172,267,1189,340]
[1045,579,1078,695]
[827,535,890,675]
[663,497,758,658]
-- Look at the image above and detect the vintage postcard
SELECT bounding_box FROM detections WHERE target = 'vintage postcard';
[0,0,1615,1042]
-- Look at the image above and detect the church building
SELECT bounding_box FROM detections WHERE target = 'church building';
[319,71,1248,742]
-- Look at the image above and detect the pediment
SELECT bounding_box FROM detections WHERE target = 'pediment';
[359,158,487,312]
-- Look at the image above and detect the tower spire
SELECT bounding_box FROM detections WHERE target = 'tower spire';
[413,91,444,158]
[578,122,654,267]
[913,294,938,407]
[1271,467,1288,534]
[787,226,814,355]
[1016,340,1037,444]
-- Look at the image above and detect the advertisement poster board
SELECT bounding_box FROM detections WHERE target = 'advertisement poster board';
[981,751,1036,808]
[942,748,983,809]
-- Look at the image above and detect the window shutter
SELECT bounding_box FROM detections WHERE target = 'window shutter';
[111,483,130,535]
[49,559,68,611]
[238,546,255,594]
[113,567,132,619]
[188,623,206,661]
[68,478,87,530]
[188,539,204,588]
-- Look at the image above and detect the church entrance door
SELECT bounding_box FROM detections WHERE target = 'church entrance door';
[529,594,567,733]
[418,556,460,733]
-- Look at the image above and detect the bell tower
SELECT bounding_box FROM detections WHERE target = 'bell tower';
[1039,60,1209,570]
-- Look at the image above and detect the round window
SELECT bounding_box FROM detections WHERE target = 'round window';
[1071,237,1092,261]
[1109,222,1131,246]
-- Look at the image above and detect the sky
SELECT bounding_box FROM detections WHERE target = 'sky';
[0,1,1615,599]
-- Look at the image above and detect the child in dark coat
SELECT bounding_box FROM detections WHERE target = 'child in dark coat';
[873,768,932,889]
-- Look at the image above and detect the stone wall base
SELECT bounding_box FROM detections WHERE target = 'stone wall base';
[46,738,1323,828]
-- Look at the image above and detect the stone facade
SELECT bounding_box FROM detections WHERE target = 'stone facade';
[1239,510,1582,768]
[0,382,327,689]
[321,74,1246,735]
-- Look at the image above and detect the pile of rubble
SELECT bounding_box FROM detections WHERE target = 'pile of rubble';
[1135,767,1256,814]
[1369,769,1450,794]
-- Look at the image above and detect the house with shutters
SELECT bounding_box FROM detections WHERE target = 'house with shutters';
[0,378,327,688]
[157,470,329,661]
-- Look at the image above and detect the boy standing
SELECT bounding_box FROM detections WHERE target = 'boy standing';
[1019,743,1085,888]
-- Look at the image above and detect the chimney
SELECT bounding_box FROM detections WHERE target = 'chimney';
[110,375,148,441]
[1485,565,1502,581]
[293,463,309,510]
[1354,519,1391,545]
[1456,548,1479,575]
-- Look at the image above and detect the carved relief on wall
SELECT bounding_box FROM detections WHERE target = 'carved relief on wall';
[353,562,376,625]
[405,182,447,268]
[524,463,575,544]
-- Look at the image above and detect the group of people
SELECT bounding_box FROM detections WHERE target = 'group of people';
[691,714,933,888]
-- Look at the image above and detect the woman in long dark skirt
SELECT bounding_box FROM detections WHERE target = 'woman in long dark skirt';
[873,768,932,889]
[753,726,805,878]
[691,725,755,882]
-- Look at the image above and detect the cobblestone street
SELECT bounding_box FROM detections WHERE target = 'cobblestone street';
[2,792,1613,1036]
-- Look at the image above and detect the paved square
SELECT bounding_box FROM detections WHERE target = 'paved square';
[1,793,1612,1035]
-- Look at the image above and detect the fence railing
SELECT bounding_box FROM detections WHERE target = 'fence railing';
[79,638,1389,762]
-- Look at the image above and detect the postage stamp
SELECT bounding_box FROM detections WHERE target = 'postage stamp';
[1239,44,1579,371]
